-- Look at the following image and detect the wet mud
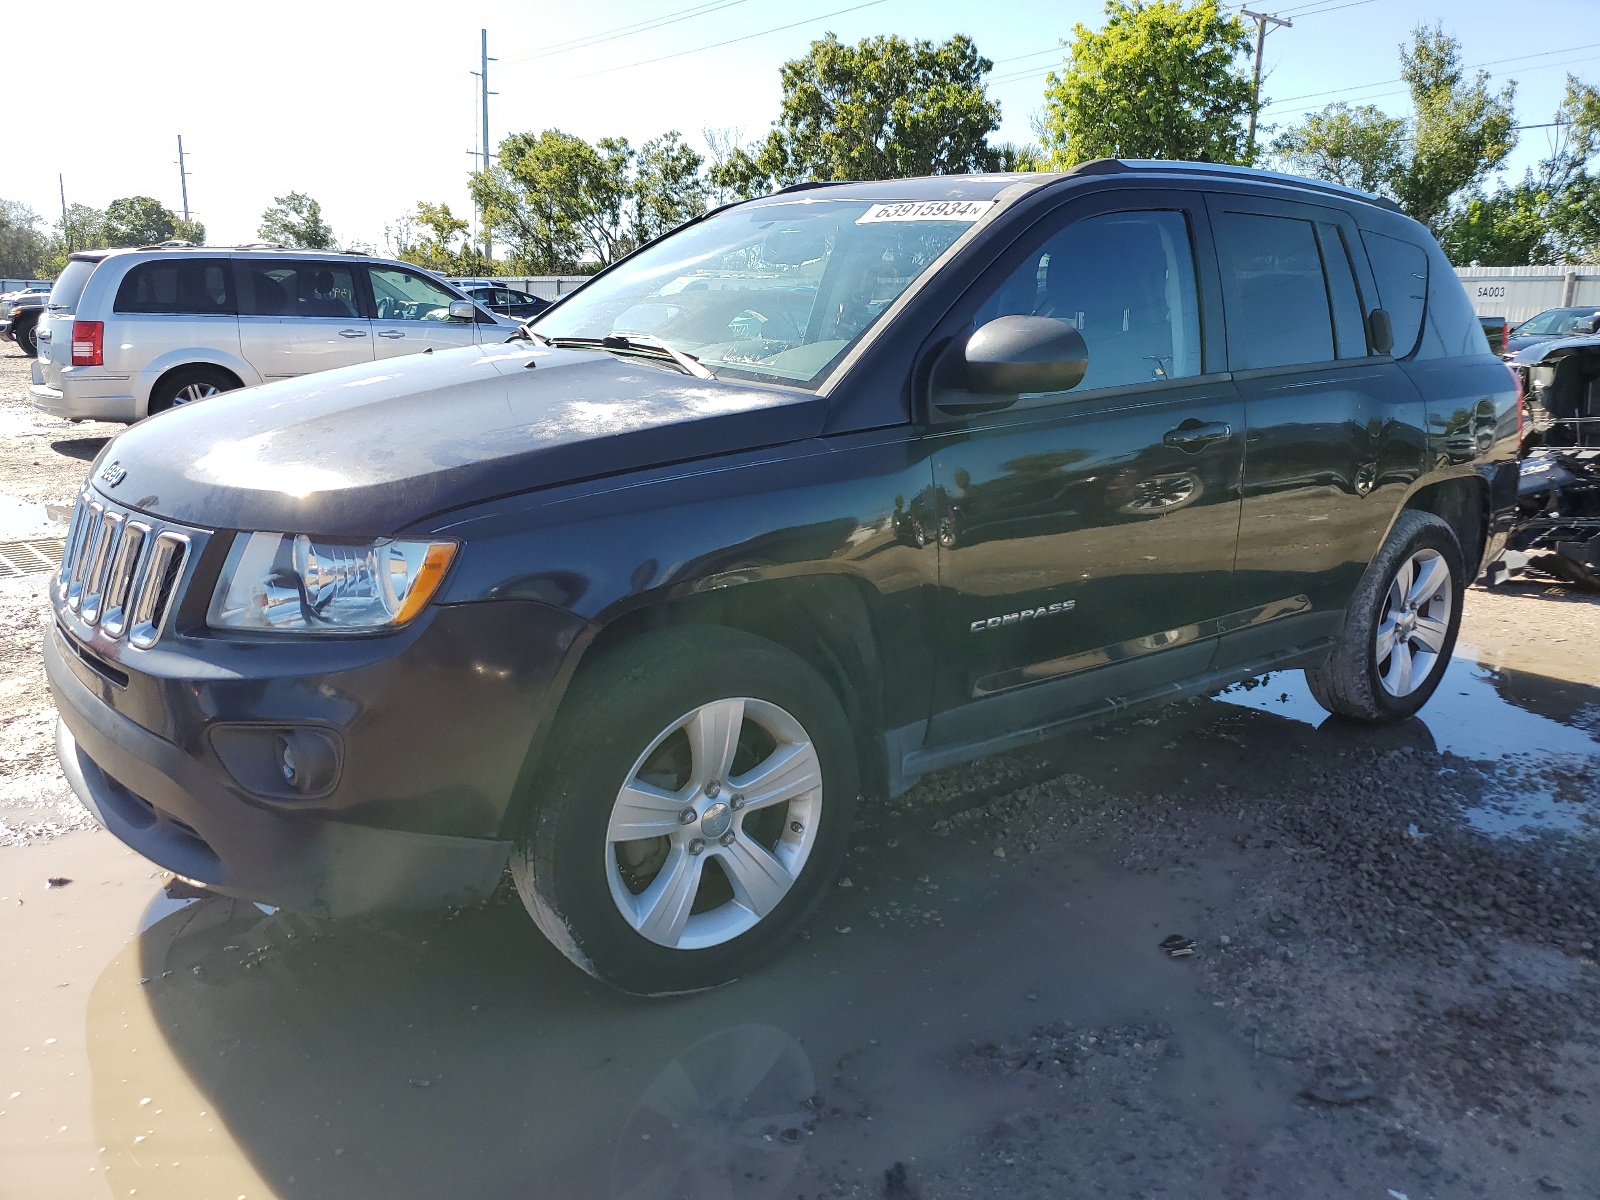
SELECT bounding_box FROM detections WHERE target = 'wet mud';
[2,348,1600,1198]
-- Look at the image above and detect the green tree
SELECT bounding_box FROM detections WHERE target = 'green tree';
[0,200,51,277]
[1040,0,1257,169]
[102,196,182,246]
[472,130,636,271]
[57,202,105,252]
[633,131,707,244]
[258,192,336,248]
[394,201,492,276]
[1272,25,1516,234]
[749,33,1001,185]
[1437,185,1551,266]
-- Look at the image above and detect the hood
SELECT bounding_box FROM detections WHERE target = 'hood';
[1513,333,1600,366]
[96,343,827,535]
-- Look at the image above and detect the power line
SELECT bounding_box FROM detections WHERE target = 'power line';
[497,0,756,69]
[1263,40,1600,110]
[530,0,891,90]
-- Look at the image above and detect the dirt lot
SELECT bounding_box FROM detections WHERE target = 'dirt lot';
[1,344,1598,1199]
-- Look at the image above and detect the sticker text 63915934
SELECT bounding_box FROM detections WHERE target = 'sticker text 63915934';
[856,200,996,225]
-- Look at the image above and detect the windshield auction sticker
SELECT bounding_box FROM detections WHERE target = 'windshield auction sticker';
[856,200,996,224]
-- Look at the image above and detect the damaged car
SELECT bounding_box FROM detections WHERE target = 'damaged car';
[1499,334,1600,588]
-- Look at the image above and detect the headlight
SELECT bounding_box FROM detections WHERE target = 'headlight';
[208,533,457,633]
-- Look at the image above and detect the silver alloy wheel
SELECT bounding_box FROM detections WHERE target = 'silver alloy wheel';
[173,382,221,405]
[1374,546,1453,697]
[606,697,822,950]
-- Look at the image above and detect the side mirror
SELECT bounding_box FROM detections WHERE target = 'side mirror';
[448,299,477,322]
[1367,308,1395,356]
[963,316,1089,395]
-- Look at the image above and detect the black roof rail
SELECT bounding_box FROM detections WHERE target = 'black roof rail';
[1108,159,1405,214]
[770,179,859,196]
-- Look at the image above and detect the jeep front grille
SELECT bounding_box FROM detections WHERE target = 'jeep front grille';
[57,491,199,649]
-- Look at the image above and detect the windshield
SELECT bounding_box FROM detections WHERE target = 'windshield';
[1517,308,1599,337]
[532,198,988,386]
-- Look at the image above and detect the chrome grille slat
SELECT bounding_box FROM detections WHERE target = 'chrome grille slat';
[99,522,148,638]
[128,532,190,649]
[55,491,203,650]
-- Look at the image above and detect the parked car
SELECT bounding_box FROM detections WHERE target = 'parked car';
[1496,333,1600,587]
[1479,314,1508,356]
[0,291,46,355]
[1504,305,1600,356]
[46,162,1516,995]
[28,247,518,422]
[449,279,552,320]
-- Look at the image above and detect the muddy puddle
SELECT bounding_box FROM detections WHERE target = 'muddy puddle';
[1218,650,1600,841]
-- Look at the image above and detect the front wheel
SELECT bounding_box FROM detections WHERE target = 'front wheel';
[511,626,858,995]
[1305,509,1464,723]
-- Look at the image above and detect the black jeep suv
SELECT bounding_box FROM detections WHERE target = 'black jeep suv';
[47,161,1517,994]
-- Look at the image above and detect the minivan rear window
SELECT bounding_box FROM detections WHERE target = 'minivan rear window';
[1360,231,1428,358]
[115,260,234,314]
[47,258,100,314]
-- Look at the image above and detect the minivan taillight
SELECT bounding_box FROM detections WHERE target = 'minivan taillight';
[71,320,104,366]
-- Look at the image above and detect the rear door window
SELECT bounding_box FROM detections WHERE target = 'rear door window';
[1213,211,1335,370]
[1316,223,1369,358]
[114,259,234,314]
[237,261,362,318]
[1360,231,1428,358]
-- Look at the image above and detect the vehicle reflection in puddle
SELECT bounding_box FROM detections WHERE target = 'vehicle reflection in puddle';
[1217,653,1599,839]
[0,495,64,538]
[92,893,823,1200]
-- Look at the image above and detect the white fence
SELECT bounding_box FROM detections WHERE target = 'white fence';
[1,279,51,293]
[1454,265,1600,324]
[495,276,591,301]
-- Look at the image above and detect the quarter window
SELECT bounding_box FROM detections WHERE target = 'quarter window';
[1360,231,1428,358]
[237,262,361,318]
[114,260,233,314]
[1215,212,1335,370]
[975,210,1203,392]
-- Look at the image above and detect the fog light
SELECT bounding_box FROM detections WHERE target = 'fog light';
[210,724,343,801]
[280,736,299,786]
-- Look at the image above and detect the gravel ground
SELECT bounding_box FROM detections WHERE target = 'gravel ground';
[1,343,1598,1198]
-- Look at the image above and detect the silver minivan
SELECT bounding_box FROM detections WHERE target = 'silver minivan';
[30,247,518,422]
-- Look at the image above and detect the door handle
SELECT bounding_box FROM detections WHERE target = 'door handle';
[377,330,405,339]
[1163,421,1232,451]
[339,329,368,339]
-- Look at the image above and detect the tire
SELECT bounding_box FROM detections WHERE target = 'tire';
[146,366,238,416]
[1305,509,1465,723]
[511,625,858,995]
[14,315,38,356]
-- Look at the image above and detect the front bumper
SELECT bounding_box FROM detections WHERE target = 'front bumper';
[47,598,589,917]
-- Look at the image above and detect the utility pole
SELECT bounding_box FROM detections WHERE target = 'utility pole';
[1243,10,1291,161]
[59,175,70,251]
[470,29,498,263]
[176,135,192,223]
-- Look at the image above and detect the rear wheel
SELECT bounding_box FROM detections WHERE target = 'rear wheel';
[147,366,238,416]
[14,315,38,356]
[511,626,858,995]
[1305,510,1464,723]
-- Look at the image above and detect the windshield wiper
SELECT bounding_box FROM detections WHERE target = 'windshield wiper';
[548,334,714,380]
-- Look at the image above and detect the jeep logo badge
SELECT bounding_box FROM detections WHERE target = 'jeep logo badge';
[99,461,127,487]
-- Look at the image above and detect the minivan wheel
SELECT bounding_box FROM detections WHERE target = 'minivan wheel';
[511,626,858,995]
[147,366,238,416]
[1305,509,1464,723]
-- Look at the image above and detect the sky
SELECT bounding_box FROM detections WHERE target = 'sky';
[7,0,1597,255]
